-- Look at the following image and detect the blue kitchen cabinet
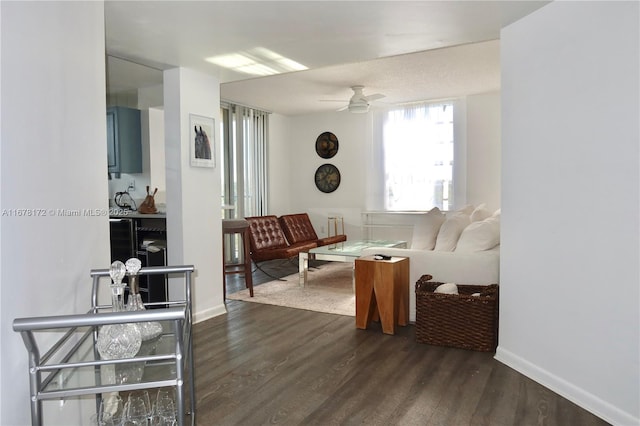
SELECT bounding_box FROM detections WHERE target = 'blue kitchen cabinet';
[107,106,142,174]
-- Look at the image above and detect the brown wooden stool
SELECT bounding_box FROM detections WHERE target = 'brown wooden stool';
[222,219,254,299]
[354,255,409,335]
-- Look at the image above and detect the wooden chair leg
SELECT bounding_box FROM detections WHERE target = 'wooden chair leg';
[222,234,227,301]
[242,227,254,297]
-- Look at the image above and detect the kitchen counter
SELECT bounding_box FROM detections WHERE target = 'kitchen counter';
[110,210,166,219]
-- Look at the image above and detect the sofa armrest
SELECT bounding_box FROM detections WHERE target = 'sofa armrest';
[317,234,347,246]
[362,246,499,284]
[361,246,500,322]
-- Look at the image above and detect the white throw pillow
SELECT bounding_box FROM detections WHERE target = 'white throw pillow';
[455,216,501,252]
[471,203,491,222]
[434,212,471,251]
[410,207,446,250]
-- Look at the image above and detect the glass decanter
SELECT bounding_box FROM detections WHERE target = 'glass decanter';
[96,261,142,360]
[125,258,163,341]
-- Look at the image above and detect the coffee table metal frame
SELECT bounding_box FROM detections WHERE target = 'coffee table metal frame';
[298,239,407,286]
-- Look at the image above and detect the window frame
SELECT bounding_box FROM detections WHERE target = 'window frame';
[366,98,467,212]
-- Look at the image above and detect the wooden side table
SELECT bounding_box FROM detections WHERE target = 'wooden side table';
[355,255,409,335]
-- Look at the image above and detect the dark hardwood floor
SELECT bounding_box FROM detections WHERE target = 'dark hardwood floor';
[196,261,609,426]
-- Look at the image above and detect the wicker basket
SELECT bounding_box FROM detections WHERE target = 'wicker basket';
[415,274,499,352]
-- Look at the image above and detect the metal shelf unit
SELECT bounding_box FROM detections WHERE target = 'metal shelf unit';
[13,264,195,426]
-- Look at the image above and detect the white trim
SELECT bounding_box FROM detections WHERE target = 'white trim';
[193,304,227,324]
[495,347,639,426]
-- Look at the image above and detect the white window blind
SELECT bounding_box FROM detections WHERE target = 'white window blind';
[383,101,454,211]
[221,103,269,219]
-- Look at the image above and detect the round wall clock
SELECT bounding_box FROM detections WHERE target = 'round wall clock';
[314,163,341,193]
[315,131,339,159]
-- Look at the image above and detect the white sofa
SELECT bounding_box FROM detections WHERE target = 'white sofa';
[361,204,500,322]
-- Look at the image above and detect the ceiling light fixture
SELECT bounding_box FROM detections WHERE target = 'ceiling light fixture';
[206,47,307,77]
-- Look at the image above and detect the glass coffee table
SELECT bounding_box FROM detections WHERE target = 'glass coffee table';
[299,239,407,286]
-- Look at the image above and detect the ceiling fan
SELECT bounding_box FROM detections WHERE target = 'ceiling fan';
[322,85,386,113]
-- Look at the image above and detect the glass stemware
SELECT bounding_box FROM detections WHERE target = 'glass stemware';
[153,398,176,425]
[139,390,153,419]
[98,394,124,425]
[155,388,175,403]
[124,394,149,425]
[153,388,177,425]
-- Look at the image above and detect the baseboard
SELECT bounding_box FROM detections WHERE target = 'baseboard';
[495,346,639,426]
[193,303,227,324]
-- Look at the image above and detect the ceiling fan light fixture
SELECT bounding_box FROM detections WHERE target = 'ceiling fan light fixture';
[348,103,370,113]
[324,85,382,113]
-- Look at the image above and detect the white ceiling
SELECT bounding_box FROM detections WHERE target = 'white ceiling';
[105,1,548,116]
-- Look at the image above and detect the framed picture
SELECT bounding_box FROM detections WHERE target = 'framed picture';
[189,114,215,168]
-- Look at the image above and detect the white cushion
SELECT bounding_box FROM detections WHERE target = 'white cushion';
[434,212,471,251]
[434,283,459,294]
[471,203,491,222]
[455,216,501,252]
[410,207,446,250]
[456,204,475,215]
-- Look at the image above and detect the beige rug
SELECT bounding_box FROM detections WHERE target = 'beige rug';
[227,262,355,316]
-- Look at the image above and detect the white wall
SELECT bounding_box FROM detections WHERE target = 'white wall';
[0,2,4,416]
[271,94,502,236]
[498,2,639,425]
[148,107,167,206]
[268,113,292,214]
[140,86,167,205]
[466,91,501,210]
[1,2,110,425]
[284,111,371,239]
[164,68,225,323]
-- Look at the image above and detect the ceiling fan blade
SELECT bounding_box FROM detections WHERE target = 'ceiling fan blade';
[319,99,348,103]
[365,93,386,102]
[336,105,349,112]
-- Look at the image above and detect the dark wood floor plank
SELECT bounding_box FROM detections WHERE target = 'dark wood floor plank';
[469,359,522,425]
[226,318,362,424]
[192,291,609,426]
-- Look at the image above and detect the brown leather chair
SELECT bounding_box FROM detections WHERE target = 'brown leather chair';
[279,213,347,247]
[245,215,317,278]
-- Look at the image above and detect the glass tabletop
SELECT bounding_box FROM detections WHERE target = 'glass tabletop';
[309,239,407,257]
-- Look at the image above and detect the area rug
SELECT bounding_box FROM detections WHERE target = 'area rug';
[227,262,355,317]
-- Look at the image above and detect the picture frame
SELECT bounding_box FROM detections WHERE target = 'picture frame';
[189,114,215,168]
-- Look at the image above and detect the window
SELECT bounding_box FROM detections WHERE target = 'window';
[220,102,269,219]
[383,102,454,210]
[220,103,269,263]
